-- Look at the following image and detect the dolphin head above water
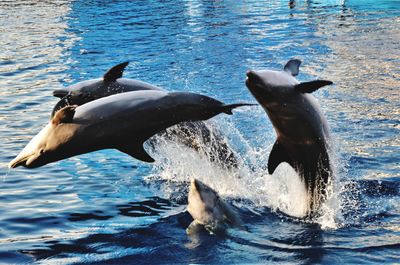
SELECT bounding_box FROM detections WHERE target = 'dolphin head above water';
[245,69,298,106]
[245,59,333,142]
[187,179,242,234]
[246,59,332,110]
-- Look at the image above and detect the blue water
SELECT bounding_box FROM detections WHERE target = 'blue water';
[1,0,399,264]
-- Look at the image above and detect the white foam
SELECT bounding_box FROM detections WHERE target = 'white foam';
[144,120,343,229]
[266,162,309,218]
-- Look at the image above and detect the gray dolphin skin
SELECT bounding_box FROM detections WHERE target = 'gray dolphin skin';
[187,178,242,235]
[245,59,333,215]
[51,62,239,168]
[51,62,163,116]
[9,90,250,169]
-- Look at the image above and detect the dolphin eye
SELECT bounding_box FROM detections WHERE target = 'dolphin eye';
[39,149,45,154]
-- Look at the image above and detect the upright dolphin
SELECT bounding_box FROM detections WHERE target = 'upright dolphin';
[187,178,242,235]
[9,90,250,169]
[245,59,333,215]
[51,62,240,169]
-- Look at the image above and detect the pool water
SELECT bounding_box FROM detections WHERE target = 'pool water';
[0,0,399,264]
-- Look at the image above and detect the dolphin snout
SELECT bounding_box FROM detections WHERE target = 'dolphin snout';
[246,70,262,85]
[246,70,256,78]
[246,70,259,79]
[9,154,42,168]
[53,89,69,98]
[8,155,29,168]
[191,178,200,192]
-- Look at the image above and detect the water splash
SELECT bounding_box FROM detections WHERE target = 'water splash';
[144,120,348,229]
[3,167,11,182]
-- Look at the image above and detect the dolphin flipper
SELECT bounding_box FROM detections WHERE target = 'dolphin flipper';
[295,80,333,93]
[118,142,155,163]
[103,62,129,83]
[284,59,301,76]
[268,141,292,174]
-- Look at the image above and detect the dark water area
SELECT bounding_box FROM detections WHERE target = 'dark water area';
[0,0,399,264]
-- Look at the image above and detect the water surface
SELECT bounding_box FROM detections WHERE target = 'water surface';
[0,0,399,264]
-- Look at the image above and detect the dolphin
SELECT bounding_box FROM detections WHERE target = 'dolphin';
[245,59,333,215]
[51,62,164,116]
[51,62,239,169]
[9,90,250,169]
[187,178,242,235]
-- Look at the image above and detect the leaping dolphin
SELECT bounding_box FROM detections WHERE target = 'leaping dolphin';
[245,59,333,215]
[51,62,163,116]
[51,62,240,169]
[9,90,251,169]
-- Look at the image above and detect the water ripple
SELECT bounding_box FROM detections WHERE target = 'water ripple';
[0,0,399,264]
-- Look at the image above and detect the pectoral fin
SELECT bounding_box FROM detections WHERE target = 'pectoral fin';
[118,142,155,163]
[268,141,292,174]
[295,80,333,93]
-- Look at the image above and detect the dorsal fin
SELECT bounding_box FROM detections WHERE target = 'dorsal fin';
[103,61,129,83]
[52,105,77,125]
[284,59,301,76]
[295,80,333,93]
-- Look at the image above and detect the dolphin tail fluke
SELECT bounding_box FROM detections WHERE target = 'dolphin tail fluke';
[221,103,256,115]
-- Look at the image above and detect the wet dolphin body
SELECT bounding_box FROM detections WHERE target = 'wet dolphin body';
[187,178,242,235]
[51,62,239,168]
[51,62,164,115]
[9,90,250,169]
[245,59,333,215]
